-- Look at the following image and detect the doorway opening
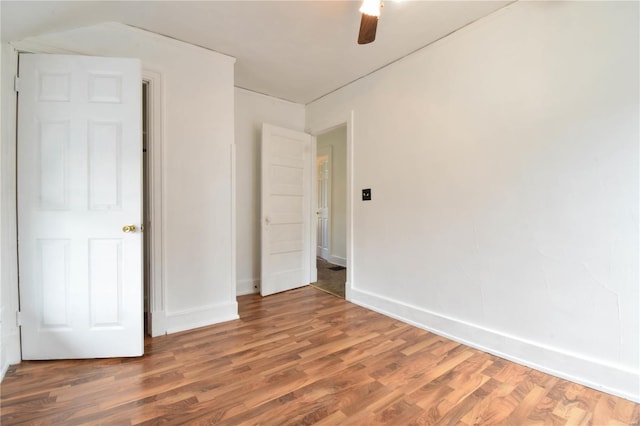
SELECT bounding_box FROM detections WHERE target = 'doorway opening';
[311,125,347,299]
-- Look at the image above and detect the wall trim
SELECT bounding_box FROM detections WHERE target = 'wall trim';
[234,86,301,107]
[237,278,259,296]
[230,143,237,301]
[143,69,166,340]
[1,45,22,380]
[328,255,346,268]
[13,23,236,65]
[164,302,239,335]
[0,331,21,380]
[150,311,167,337]
[11,39,76,54]
[350,286,640,403]
[310,134,318,285]
[0,361,8,382]
[108,22,237,64]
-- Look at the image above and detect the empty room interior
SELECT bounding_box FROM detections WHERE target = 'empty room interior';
[0,0,639,424]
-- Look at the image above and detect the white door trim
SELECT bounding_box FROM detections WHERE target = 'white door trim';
[141,70,166,337]
[310,136,318,283]
[2,45,23,373]
[11,42,166,337]
[307,111,354,301]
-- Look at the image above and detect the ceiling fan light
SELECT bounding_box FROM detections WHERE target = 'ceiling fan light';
[359,0,381,17]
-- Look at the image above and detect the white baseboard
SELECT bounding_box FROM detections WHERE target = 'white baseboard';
[350,287,640,403]
[157,301,239,335]
[0,362,7,382]
[150,310,168,337]
[328,255,347,268]
[237,278,259,296]
[0,331,21,382]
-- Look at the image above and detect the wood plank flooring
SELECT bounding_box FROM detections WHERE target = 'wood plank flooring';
[1,286,639,425]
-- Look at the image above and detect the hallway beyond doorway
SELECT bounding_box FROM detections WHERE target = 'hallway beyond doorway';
[312,258,346,298]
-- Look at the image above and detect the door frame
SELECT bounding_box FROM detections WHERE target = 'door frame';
[11,41,166,338]
[307,111,354,301]
[141,70,165,337]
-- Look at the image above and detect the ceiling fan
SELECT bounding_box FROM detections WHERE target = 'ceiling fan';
[358,0,383,44]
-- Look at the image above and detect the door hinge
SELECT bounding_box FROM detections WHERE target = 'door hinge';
[16,311,22,327]
[14,76,20,92]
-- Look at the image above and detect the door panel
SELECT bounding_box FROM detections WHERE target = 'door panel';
[261,124,312,297]
[18,54,143,359]
[316,147,331,259]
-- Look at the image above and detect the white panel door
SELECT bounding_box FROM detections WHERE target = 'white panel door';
[18,54,143,359]
[316,147,330,260]
[261,123,312,296]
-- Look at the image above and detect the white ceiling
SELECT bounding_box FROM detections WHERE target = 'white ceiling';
[1,1,512,104]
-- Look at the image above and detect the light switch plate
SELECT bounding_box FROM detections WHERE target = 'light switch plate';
[362,188,371,201]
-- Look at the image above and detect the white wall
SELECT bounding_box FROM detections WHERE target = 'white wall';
[3,23,238,341]
[234,88,305,295]
[307,1,639,402]
[317,126,347,266]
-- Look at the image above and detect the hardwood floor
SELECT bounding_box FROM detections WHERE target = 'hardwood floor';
[1,286,639,425]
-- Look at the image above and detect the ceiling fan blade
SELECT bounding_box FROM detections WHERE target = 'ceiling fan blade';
[358,13,378,44]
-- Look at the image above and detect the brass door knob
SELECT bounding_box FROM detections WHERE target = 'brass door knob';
[122,225,136,233]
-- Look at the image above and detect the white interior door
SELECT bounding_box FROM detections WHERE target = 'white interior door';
[316,147,330,260]
[261,123,313,296]
[18,54,143,359]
